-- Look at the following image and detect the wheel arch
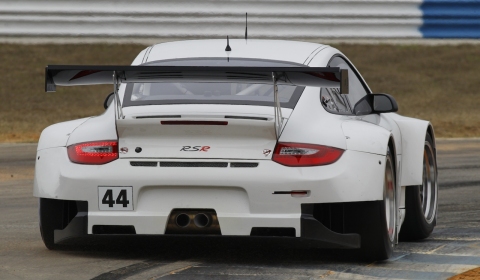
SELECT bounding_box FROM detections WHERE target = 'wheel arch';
[387,135,398,189]
[387,114,431,187]
[387,135,399,201]
[426,124,437,162]
[388,136,397,163]
[387,135,402,239]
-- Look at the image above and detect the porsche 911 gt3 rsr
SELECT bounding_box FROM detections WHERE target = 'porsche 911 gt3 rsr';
[35,39,438,260]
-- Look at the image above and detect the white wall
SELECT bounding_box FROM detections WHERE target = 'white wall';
[0,0,424,39]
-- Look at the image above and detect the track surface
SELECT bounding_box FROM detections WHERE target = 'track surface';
[1,139,479,279]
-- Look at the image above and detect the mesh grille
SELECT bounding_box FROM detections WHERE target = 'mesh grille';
[160,162,228,168]
[130,161,158,167]
[230,162,259,168]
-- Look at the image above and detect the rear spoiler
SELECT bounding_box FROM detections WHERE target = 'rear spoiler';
[45,65,349,138]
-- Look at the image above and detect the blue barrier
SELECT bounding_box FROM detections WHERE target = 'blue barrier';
[420,0,480,38]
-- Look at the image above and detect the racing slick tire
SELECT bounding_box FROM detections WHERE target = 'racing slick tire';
[39,198,63,250]
[347,146,396,261]
[400,133,438,241]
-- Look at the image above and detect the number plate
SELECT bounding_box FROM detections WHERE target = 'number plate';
[98,186,133,211]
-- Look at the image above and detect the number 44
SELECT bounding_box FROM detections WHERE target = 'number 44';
[102,189,130,207]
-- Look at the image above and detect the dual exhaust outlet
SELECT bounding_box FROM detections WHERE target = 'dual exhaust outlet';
[165,209,221,235]
[176,212,210,228]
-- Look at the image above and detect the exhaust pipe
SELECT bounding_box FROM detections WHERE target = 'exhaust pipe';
[166,209,220,234]
[194,213,210,228]
[175,213,190,227]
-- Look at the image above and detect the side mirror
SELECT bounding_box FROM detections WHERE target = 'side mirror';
[352,93,399,116]
[373,94,398,113]
[103,92,115,109]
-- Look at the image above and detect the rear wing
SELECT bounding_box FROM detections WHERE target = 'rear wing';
[45,65,349,138]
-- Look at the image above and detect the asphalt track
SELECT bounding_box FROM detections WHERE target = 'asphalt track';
[0,139,479,279]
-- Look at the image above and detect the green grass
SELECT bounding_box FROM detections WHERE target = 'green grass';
[0,42,479,142]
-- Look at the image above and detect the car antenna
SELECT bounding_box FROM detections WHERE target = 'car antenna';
[245,13,248,42]
[225,36,232,51]
[225,36,232,62]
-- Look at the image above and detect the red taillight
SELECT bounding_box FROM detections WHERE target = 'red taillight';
[67,141,119,165]
[272,142,344,167]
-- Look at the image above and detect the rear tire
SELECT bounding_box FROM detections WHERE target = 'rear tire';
[348,146,397,261]
[39,198,64,250]
[400,133,438,240]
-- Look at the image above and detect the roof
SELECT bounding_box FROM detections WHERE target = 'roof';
[145,39,327,65]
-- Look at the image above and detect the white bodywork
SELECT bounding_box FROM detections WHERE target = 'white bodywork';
[34,40,434,241]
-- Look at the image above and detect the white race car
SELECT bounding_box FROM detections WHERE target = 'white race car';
[35,39,438,260]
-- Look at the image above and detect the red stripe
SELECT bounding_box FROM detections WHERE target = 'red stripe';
[161,121,228,126]
[69,70,102,81]
[306,71,339,82]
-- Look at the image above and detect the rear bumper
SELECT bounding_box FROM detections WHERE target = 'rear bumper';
[35,146,384,243]
[54,200,361,249]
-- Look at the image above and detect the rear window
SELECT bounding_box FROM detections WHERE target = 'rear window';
[122,58,305,109]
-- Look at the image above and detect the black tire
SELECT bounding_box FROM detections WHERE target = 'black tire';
[400,133,438,241]
[39,198,64,250]
[348,146,397,261]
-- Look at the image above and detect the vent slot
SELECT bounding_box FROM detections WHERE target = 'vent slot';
[160,162,228,168]
[130,161,158,167]
[60,200,79,230]
[230,162,259,168]
[92,225,136,235]
[136,115,181,119]
[161,121,228,125]
[313,203,345,234]
[250,227,296,237]
[225,115,269,121]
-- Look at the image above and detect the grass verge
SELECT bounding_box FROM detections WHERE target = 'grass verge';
[0,42,478,142]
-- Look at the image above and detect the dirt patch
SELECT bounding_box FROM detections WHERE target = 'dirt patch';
[1,42,479,142]
[0,166,34,182]
[0,43,146,142]
[335,43,480,138]
[449,267,480,280]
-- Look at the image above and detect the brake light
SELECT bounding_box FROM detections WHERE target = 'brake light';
[272,142,344,167]
[67,141,119,164]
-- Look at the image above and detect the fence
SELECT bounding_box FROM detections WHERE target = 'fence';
[0,0,478,39]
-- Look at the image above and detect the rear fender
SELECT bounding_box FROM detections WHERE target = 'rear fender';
[37,118,90,151]
[66,103,117,146]
[280,86,346,150]
[341,120,391,156]
[387,114,430,186]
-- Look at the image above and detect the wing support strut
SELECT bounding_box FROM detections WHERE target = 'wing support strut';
[272,72,283,139]
[113,71,124,119]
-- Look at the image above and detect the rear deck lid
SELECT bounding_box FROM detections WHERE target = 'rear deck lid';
[117,105,292,160]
